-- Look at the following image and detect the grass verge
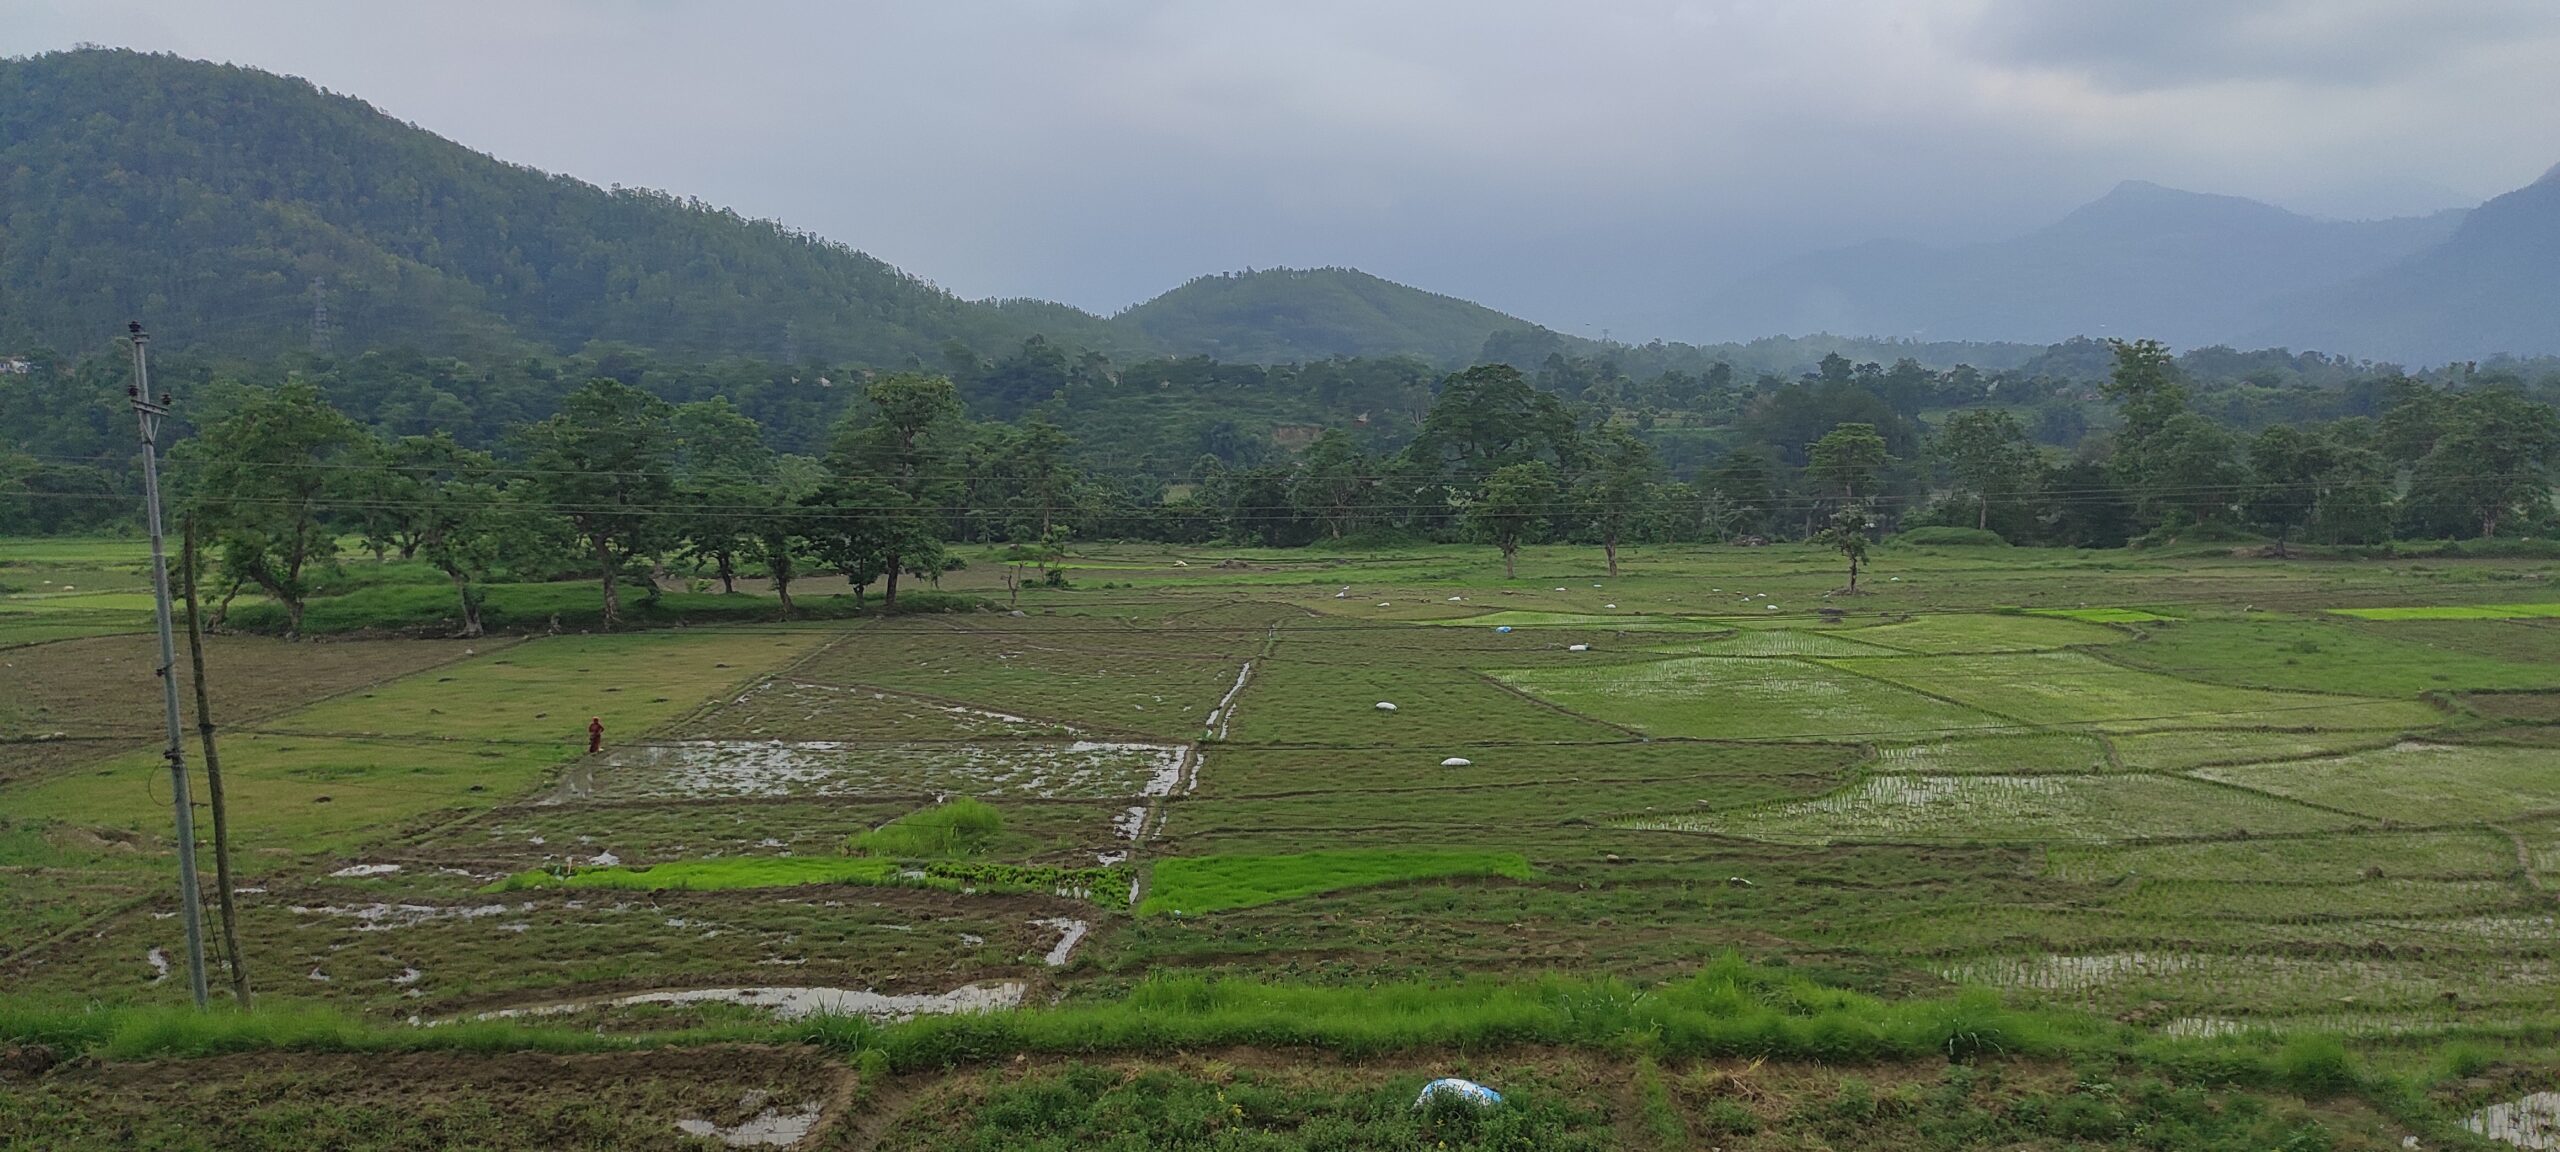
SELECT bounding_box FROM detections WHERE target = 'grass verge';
[1140,849,1533,916]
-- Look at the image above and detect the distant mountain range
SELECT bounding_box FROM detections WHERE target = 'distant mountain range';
[3,49,2554,371]
[1697,171,2560,364]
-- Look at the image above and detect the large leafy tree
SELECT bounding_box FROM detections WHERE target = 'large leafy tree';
[1404,364,1580,497]
[1579,426,1660,577]
[826,373,965,608]
[180,381,368,639]
[1807,422,1890,503]
[513,379,678,628]
[1819,503,1876,593]
[2244,425,2334,556]
[1700,451,1777,541]
[1465,460,1560,578]
[380,433,549,638]
[2401,387,2560,539]
[670,398,779,594]
[1291,428,1372,541]
[1935,409,2039,532]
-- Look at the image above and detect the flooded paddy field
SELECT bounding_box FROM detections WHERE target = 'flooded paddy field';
[9,541,2560,1147]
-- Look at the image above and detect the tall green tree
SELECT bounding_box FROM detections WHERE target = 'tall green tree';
[513,379,678,628]
[1807,422,1891,503]
[828,373,964,608]
[670,398,778,593]
[180,381,367,639]
[1404,364,1580,496]
[1579,426,1660,577]
[380,433,539,638]
[747,455,825,618]
[1291,428,1371,540]
[2099,338,2188,445]
[2404,387,2560,538]
[1700,452,1777,541]
[2244,425,2333,556]
[1465,461,1560,578]
[1935,409,2039,532]
[1819,503,1876,593]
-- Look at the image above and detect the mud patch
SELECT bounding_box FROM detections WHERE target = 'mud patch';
[472,980,1026,1022]
[565,739,1188,801]
[289,902,518,930]
[678,1094,822,1148]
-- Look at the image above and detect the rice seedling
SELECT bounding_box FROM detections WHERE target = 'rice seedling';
[1631,773,2359,845]
[2191,741,2560,823]
[1139,850,1533,916]
[1494,656,2004,740]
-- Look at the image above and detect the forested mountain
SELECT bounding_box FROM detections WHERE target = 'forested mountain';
[0,49,1141,364]
[2260,167,2560,364]
[1698,181,2464,349]
[1117,267,1581,367]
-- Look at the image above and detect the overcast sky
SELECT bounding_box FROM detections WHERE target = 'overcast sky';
[7,1,2557,342]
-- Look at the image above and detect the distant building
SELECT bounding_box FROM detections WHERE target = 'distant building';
[0,357,29,375]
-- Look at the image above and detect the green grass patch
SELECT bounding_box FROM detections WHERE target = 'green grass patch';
[1839,651,2441,731]
[2027,607,2171,623]
[225,580,906,635]
[1495,656,2007,741]
[0,630,818,848]
[1140,849,1533,916]
[2110,729,2404,772]
[853,797,1005,857]
[1648,629,1906,657]
[1631,773,2360,845]
[1846,613,2128,653]
[1420,610,1732,632]
[1873,731,2113,773]
[2043,830,2517,885]
[2192,741,2560,823]
[2110,616,2560,696]
[2328,603,2560,621]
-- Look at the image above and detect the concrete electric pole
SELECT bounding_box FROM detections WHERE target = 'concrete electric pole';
[127,321,211,1009]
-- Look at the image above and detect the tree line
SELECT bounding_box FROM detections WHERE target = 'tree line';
[102,336,2559,640]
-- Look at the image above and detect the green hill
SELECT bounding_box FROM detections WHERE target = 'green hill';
[0,48,1139,364]
[1116,267,1580,367]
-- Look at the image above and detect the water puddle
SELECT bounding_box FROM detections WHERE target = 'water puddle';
[1033,918,1089,967]
[144,948,168,983]
[677,1099,821,1148]
[558,740,1188,802]
[2470,1092,2560,1149]
[290,902,518,931]
[472,980,1025,1022]
[328,863,403,878]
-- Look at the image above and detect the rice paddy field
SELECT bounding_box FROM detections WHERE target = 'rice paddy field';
[7,536,2560,1149]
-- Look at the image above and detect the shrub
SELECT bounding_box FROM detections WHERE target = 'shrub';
[853,798,1005,858]
[2275,1034,2357,1097]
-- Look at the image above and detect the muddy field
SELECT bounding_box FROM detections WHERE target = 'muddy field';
[6,541,2560,1147]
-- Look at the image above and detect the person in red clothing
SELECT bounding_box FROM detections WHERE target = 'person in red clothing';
[587,716,604,754]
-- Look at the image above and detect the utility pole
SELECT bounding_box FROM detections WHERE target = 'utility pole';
[182,515,252,1007]
[128,321,211,1009]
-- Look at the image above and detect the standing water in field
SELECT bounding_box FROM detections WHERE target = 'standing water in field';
[470,980,1027,1022]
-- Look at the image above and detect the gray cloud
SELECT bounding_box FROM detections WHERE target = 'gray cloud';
[1968,0,2560,90]
[3,1,2556,340]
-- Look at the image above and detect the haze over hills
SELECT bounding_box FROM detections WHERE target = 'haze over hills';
[1115,267,1575,366]
[4,48,2556,373]
[1696,180,2468,351]
[2257,165,2560,365]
